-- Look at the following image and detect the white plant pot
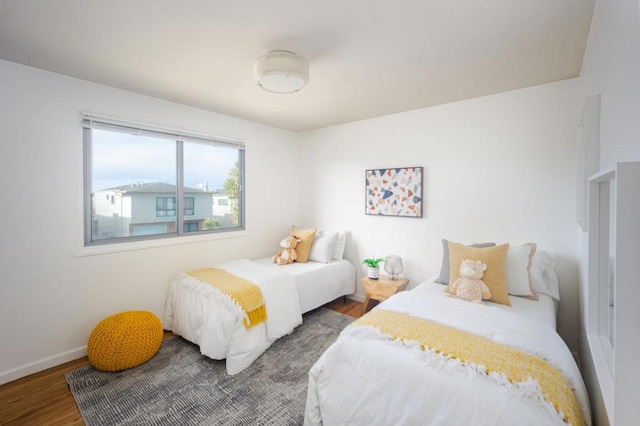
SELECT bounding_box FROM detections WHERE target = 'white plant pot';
[367,267,379,280]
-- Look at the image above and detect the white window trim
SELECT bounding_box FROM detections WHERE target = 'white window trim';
[81,112,245,149]
[75,229,251,257]
[82,112,245,246]
[586,161,640,424]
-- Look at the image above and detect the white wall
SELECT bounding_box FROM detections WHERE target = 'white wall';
[0,59,300,384]
[580,0,640,172]
[577,0,640,424]
[299,79,583,351]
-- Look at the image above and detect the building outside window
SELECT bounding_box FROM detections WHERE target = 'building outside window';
[83,115,244,245]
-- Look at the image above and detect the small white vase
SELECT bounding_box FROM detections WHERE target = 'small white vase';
[367,267,379,280]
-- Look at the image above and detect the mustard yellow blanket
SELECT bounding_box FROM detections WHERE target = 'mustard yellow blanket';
[188,267,267,329]
[355,309,583,426]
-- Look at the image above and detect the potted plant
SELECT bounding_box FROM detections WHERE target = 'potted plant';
[362,257,384,280]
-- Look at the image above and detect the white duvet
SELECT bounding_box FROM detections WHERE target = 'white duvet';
[163,259,302,374]
[305,282,591,425]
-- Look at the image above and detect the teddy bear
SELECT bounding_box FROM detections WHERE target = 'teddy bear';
[272,236,301,265]
[447,259,492,303]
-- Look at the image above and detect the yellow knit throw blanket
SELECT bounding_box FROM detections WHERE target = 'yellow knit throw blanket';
[187,268,267,329]
[355,309,583,426]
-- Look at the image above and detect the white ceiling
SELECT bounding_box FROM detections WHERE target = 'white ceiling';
[0,0,594,132]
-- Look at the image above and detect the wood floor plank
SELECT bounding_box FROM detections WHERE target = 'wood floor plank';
[0,299,362,425]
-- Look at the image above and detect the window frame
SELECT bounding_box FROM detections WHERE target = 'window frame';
[585,161,640,423]
[82,114,245,246]
[156,196,178,218]
[183,196,195,216]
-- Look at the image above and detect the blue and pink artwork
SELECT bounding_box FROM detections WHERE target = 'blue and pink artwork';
[365,167,423,217]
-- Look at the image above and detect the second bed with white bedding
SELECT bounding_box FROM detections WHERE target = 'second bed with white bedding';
[305,278,590,425]
[163,257,355,374]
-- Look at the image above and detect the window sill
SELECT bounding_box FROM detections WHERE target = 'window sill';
[74,230,249,257]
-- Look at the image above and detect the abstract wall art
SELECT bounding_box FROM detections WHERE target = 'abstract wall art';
[365,167,423,217]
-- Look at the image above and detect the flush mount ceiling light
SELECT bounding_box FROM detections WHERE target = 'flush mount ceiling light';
[254,50,309,94]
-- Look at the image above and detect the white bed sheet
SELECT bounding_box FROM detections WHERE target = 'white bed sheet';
[425,277,557,330]
[508,287,557,330]
[163,257,355,375]
[305,279,591,425]
[253,257,356,313]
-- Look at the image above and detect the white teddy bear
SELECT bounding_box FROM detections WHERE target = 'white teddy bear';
[448,259,492,303]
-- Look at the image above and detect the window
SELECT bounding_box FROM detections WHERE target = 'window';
[184,222,199,232]
[586,161,640,422]
[83,114,244,245]
[156,197,177,217]
[218,198,229,206]
[155,196,195,217]
[184,197,195,216]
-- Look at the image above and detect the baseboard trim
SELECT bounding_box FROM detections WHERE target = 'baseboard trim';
[0,346,87,386]
[348,294,365,303]
[0,294,366,386]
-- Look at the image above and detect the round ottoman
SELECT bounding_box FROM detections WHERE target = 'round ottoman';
[88,310,163,372]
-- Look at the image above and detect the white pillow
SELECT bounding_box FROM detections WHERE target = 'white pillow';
[309,231,338,263]
[332,231,347,260]
[505,244,536,297]
[530,250,560,301]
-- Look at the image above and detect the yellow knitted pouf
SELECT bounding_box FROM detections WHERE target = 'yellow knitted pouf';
[88,311,163,372]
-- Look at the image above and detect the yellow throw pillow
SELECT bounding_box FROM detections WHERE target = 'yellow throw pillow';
[291,226,316,263]
[447,241,511,306]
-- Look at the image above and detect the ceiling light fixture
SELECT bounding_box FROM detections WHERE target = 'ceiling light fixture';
[254,50,309,94]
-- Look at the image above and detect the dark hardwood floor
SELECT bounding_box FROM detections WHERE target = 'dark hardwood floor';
[323,297,363,318]
[0,298,363,425]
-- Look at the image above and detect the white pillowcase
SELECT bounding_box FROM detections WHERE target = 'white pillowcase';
[332,231,347,260]
[309,231,338,263]
[530,250,560,301]
[505,244,536,297]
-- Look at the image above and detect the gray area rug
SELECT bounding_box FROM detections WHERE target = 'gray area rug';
[66,308,353,425]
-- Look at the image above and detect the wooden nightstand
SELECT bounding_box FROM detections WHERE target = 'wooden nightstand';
[361,276,409,315]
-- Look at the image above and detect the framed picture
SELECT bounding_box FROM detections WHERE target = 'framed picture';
[365,167,423,217]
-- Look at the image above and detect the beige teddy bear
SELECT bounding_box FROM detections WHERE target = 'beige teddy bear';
[273,236,301,265]
[448,259,491,303]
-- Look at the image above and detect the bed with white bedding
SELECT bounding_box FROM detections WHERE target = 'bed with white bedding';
[252,257,355,313]
[163,257,355,374]
[304,279,591,425]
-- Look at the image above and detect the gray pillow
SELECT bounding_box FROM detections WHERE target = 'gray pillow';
[435,239,496,284]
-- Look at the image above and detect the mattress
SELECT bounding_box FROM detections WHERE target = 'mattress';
[253,257,356,313]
